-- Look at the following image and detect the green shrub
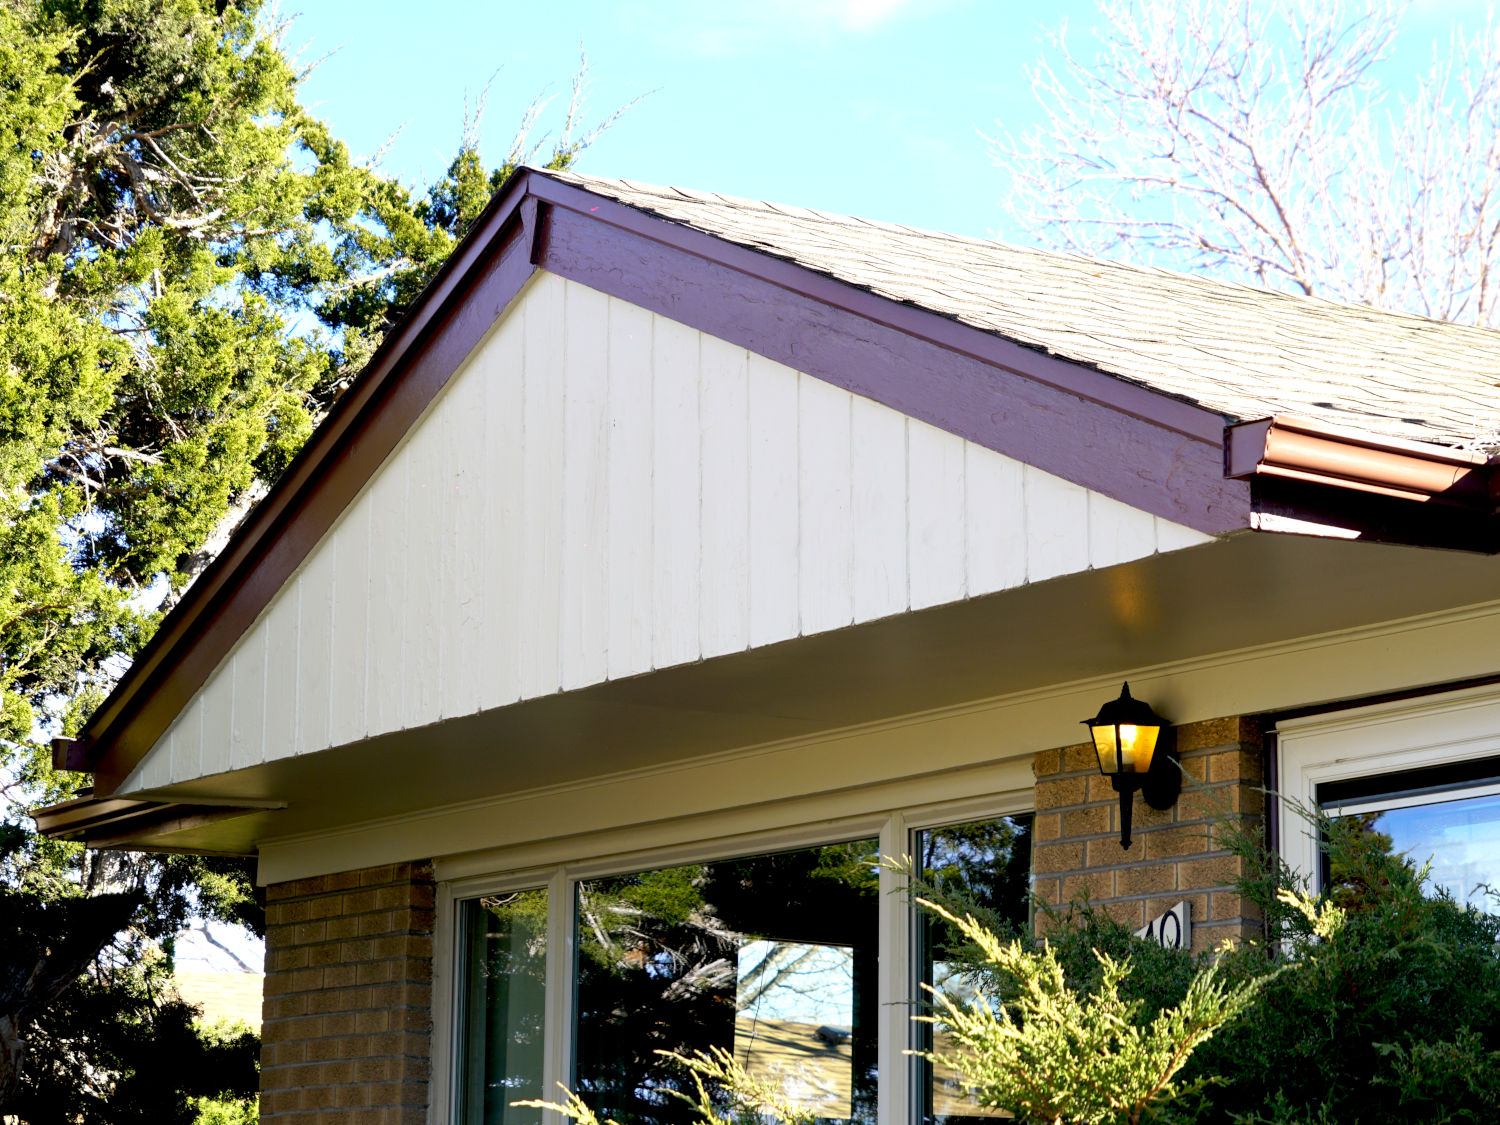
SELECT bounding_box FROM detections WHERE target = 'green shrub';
[522,805,1500,1125]
[1187,806,1500,1124]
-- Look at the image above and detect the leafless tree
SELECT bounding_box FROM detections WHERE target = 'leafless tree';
[998,0,1500,327]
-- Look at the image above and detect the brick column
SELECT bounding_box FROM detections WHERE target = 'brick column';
[260,861,435,1124]
[1031,717,1263,952]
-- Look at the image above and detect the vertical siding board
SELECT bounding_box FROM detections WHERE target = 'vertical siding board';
[329,495,371,746]
[907,419,967,611]
[651,315,702,669]
[520,273,566,698]
[699,339,751,658]
[1088,492,1159,570]
[606,298,654,680]
[168,705,197,783]
[364,455,408,739]
[405,415,446,725]
[442,348,489,719]
[798,375,854,634]
[296,548,335,754]
[1155,517,1212,553]
[262,581,301,760]
[747,354,800,647]
[229,620,267,771]
[964,443,1027,597]
[1025,465,1090,582]
[850,396,908,624]
[140,729,171,791]
[481,310,526,710]
[560,281,611,690]
[197,651,234,779]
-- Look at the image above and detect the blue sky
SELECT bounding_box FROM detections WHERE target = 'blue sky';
[290,0,1095,240]
[287,0,1498,242]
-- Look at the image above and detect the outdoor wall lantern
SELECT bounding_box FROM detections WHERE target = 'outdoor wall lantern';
[1083,682,1180,850]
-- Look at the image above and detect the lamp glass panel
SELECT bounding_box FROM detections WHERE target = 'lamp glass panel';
[1092,726,1121,774]
[1118,724,1159,773]
[1092,723,1160,774]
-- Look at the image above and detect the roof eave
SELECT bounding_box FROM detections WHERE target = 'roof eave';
[1227,415,1500,550]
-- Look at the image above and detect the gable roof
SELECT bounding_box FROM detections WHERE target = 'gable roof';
[47,166,1500,802]
[547,172,1500,450]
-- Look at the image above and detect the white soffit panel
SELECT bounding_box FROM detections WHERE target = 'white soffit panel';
[120,274,1209,792]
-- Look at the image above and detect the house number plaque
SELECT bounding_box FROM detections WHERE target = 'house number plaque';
[1134,900,1191,950]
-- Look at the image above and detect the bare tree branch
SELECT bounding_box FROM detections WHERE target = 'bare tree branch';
[997,0,1500,327]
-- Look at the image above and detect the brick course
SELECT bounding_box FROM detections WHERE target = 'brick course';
[260,862,435,1124]
[1033,716,1263,952]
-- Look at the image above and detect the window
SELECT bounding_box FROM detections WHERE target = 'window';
[914,814,1033,1125]
[574,840,879,1125]
[1276,684,1500,902]
[458,890,549,1124]
[445,796,1035,1125]
[1318,757,1500,908]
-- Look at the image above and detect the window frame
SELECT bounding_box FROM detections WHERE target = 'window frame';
[1274,682,1500,892]
[432,787,1033,1125]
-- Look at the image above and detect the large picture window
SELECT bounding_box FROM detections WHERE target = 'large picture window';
[444,791,1037,1125]
[573,839,880,1125]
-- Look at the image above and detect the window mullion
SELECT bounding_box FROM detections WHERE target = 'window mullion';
[878,811,912,1125]
[541,866,575,1125]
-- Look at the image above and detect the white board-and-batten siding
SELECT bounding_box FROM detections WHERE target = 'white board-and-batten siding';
[124,273,1211,793]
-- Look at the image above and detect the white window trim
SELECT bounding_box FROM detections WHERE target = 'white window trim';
[1275,681,1500,890]
[429,788,1033,1125]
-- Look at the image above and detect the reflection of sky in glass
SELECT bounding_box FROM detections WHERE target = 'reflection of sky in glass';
[1367,792,1500,907]
[736,940,853,1024]
[931,961,985,1010]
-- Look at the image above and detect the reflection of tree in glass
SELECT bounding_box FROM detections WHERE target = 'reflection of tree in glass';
[573,842,879,1125]
[920,816,1033,972]
[913,815,1033,1125]
[1326,813,1400,914]
[467,891,550,1124]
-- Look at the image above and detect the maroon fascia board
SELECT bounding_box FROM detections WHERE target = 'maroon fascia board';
[527,176,1231,446]
[72,166,1265,795]
[537,198,1250,534]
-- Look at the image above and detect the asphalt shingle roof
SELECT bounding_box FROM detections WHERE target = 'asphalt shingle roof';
[549,171,1500,450]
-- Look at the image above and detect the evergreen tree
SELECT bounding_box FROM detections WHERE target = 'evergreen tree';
[0,1,621,1116]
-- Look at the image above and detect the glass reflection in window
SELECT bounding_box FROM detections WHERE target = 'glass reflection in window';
[915,813,1034,1125]
[1332,791,1500,909]
[459,890,549,1125]
[573,839,879,1125]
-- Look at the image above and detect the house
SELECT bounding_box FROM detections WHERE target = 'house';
[36,168,1500,1125]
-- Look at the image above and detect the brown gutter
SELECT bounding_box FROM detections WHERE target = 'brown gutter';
[31,789,277,853]
[1226,415,1495,508]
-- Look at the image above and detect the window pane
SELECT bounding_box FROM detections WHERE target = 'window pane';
[915,814,1034,1125]
[460,890,549,1125]
[1336,792,1500,909]
[574,839,879,1125]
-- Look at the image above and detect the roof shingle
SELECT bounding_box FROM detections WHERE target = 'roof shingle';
[548,170,1500,450]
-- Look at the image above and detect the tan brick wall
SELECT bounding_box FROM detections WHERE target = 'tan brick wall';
[1031,717,1264,952]
[260,861,435,1124]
